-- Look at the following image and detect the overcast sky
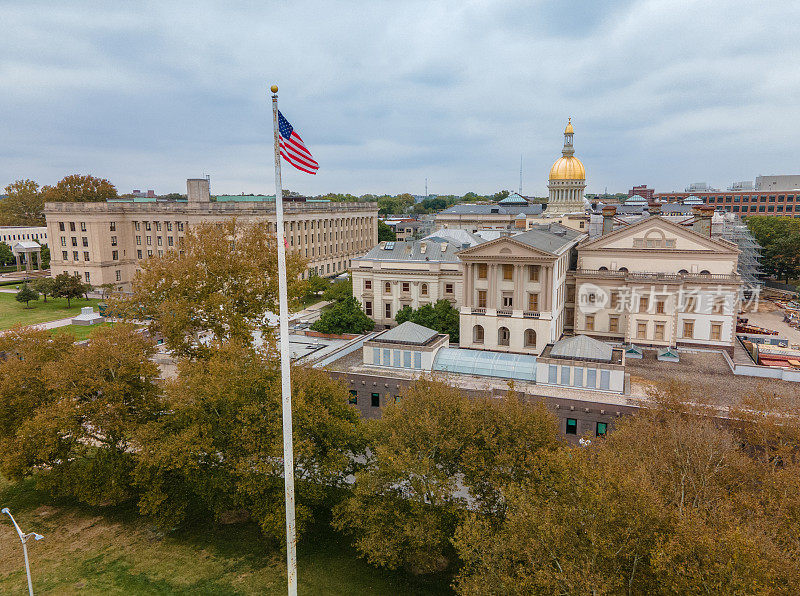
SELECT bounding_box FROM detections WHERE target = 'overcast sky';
[2,1,798,197]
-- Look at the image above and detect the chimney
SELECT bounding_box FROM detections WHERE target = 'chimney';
[187,178,210,205]
[601,205,616,235]
[692,204,713,237]
[648,201,662,216]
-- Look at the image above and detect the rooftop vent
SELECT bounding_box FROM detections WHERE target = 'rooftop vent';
[420,242,427,254]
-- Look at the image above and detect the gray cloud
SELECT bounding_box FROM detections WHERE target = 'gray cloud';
[1,0,798,197]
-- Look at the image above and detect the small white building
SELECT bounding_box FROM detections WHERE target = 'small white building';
[363,321,450,370]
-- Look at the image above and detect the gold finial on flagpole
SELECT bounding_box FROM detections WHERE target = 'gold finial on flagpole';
[270,84,278,93]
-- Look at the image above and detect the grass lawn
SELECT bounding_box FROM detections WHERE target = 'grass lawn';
[50,323,113,341]
[0,293,101,330]
[0,478,454,595]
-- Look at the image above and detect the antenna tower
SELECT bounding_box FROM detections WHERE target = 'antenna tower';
[519,155,523,194]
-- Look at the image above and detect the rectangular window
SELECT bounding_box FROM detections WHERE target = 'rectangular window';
[600,370,610,390]
[478,290,487,308]
[445,283,454,294]
[637,321,647,339]
[166,222,173,231]
[84,271,90,283]
[134,222,141,231]
[136,235,142,245]
[573,367,583,387]
[548,365,557,384]
[59,222,65,232]
[82,237,89,247]
[502,293,513,308]
[528,265,539,281]
[477,263,487,279]
[145,222,151,231]
[115,270,121,282]
[83,251,90,261]
[402,282,410,293]
[585,314,594,331]
[383,348,390,365]
[654,323,665,341]
[639,296,649,312]
[609,316,619,333]
[528,293,538,311]
[71,237,77,246]
[156,222,162,231]
[69,222,76,232]
[414,352,422,369]
[710,323,722,341]
[403,351,412,368]
[349,390,357,405]
[392,350,401,367]
[137,249,142,259]
[112,250,119,260]
[73,251,79,261]
[364,279,372,290]
[502,264,513,280]
[80,222,86,232]
[157,236,163,246]
[385,303,392,319]
[62,251,68,260]
[566,418,577,435]
[561,366,570,385]
[146,236,152,245]
[365,301,372,316]
[60,237,66,247]
[168,236,174,247]
[111,236,117,246]
[110,222,116,231]
[373,347,381,365]
[656,299,665,314]
[596,422,607,436]
[371,392,380,407]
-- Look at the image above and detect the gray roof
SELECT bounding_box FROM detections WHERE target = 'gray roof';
[511,224,583,254]
[355,239,462,263]
[374,321,439,345]
[498,192,530,205]
[423,228,484,248]
[550,335,613,362]
[440,203,543,216]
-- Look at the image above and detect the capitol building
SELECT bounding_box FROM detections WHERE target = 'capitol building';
[546,119,587,215]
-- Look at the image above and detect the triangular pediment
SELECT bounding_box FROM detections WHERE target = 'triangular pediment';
[456,236,556,259]
[580,217,738,254]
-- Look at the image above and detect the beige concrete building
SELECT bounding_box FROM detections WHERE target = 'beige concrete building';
[44,178,378,289]
[457,224,585,355]
[571,207,741,352]
[352,238,465,328]
[0,226,48,246]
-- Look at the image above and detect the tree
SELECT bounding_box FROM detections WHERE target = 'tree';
[323,278,353,303]
[334,379,560,574]
[304,273,330,301]
[41,174,118,203]
[31,277,56,303]
[0,179,44,225]
[395,299,460,342]
[746,216,800,282]
[0,242,14,266]
[492,190,510,202]
[109,220,307,360]
[98,282,117,299]
[39,245,50,269]
[15,283,39,308]
[311,296,375,335]
[378,220,396,241]
[135,343,364,540]
[52,272,85,307]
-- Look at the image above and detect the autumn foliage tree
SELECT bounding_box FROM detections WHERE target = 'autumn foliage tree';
[111,219,307,359]
[0,179,45,225]
[41,174,118,203]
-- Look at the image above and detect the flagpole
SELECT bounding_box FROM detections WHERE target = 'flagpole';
[270,84,298,596]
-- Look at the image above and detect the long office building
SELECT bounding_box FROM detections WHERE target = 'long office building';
[44,178,378,289]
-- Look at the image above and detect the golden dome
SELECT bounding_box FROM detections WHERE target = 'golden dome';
[549,156,585,180]
[565,118,574,134]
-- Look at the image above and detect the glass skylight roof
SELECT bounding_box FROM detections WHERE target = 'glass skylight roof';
[432,348,537,382]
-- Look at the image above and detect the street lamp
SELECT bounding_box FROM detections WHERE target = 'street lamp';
[2,507,43,596]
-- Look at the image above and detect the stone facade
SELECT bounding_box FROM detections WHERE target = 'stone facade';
[44,178,378,289]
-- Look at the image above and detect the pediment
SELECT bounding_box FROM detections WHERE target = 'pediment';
[580,217,738,254]
[457,236,556,259]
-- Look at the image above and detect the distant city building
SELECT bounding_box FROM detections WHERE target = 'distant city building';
[132,189,156,198]
[685,182,719,193]
[655,177,800,217]
[728,181,754,191]
[0,226,48,247]
[45,178,378,289]
[755,175,800,191]
[628,185,655,200]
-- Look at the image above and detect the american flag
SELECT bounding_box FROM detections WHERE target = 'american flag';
[278,111,319,175]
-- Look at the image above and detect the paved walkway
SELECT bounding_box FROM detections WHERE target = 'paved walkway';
[0,316,75,336]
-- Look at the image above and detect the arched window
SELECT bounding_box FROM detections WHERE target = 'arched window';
[618,267,628,273]
[524,329,536,348]
[498,326,510,346]
[473,325,484,344]
[421,283,428,296]
[678,269,688,275]
[700,269,711,275]
[384,281,391,293]
[599,266,608,271]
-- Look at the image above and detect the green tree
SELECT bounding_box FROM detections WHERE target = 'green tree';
[378,220,396,241]
[110,220,306,360]
[0,242,14,266]
[304,273,330,301]
[0,179,44,225]
[334,379,560,574]
[52,272,85,307]
[31,277,56,303]
[135,343,365,540]
[492,190,510,202]
[41,174,118,202]
[311,296,375,335]
[39,245,50,269]
[394,299,460,342]
[15,283,39,308]
[323,279,353,303]
[746,215,800,281]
